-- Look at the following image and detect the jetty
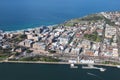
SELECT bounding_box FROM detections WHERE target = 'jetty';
[82,64,106,72]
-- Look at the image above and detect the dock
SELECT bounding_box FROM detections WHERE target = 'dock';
[82,64,106,72]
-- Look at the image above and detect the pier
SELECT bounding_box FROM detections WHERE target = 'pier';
[82,64,106,72]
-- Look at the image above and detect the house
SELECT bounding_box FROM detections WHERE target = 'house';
[80,59,94,64]
[4,33,15,38]
[15,47,26,53]
[112,48,118,57]
[111,42,117,47]
[27,34,40,41]
[68,60,77,63]
[33,42,46,50]
[105,25,116,38]
[97,29,103,36]
[58,37,70,45]
[81,40,91,49]
[54,28,65,32]
[27,34,34,40]
[85,50,94,56]
[2,45,10,49]
[32,36,40,41]
[19,39,34,48]
[104,51,112,57]
[94,51,99,56]
[80,26,87,30]
[91,43,100,50]
[64,47,71,53]
[70,48,80,55]
[0,36,3,40]
[113,35,117,42]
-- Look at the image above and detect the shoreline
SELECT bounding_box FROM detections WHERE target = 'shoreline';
[0,61,118,68]
[3,24,58,33]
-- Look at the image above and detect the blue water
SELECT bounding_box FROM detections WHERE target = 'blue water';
[0,0,120,31]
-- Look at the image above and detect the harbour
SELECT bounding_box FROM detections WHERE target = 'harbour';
[0,63,120,80]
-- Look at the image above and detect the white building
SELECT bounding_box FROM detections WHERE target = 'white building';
[58,37,69,45]
[112,48,118,57]
[19,39,34,48]
[105,25,116,38]
[80,60,94,64]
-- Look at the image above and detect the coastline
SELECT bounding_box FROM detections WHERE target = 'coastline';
[2,11,119,33]
[2,24,62,35]
[0,11,120,69]
[0,61,118,68]
[3,24,58,34]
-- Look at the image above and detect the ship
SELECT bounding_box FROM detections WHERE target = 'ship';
[116,65,120,68]
[70,63,78,68]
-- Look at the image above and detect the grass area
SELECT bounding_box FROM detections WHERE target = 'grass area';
[104,18,115,26]
[84,31,102,42]
[12,55,61,62]
[9,34,27,43]
[0,55,8,60]
[81,14,105,21]
[0,48,12,55]
[26,50,33,53]
[63,14,105,27]
[102,61,120,65]
[0,52,10,60]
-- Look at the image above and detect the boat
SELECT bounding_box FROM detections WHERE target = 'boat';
[116,65,120,68]
[99,68,106,72]
[87,72,96,76]
[70,63,78,68]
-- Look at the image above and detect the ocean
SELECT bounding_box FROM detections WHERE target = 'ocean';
[0,0,120,31]
[0,63,120,80]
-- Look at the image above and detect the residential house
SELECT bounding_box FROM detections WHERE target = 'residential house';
[33,42,46,50]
